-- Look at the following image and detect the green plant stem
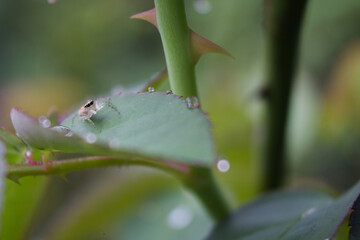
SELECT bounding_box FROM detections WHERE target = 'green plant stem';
[184,167,230,220]
[154,0,229,220]
[154,0,197,98]
[6,156,187,182]
[264,0,309,190]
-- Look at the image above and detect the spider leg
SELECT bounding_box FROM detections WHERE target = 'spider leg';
[86,118,101,133]
[106,99,120,115]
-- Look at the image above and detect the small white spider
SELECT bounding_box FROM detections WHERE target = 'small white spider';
[75,98,119,131]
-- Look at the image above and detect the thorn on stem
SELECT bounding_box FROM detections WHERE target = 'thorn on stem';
[7,176,21,185]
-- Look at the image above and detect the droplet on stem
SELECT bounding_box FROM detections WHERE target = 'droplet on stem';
[24,150,40,165]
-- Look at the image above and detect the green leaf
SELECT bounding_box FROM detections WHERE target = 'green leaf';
[0,128,26,164]
[207,181,360,240]
[0,128,25,152]
[37,168,180,240]
[0,132,47,240]
[1,177,48,240]
[11,93,216,166]
[117,188,213,240]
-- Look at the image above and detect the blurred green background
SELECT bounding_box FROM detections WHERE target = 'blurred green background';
[1,0,360,239]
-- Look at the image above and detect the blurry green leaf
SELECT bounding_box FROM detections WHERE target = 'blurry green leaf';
[39,168,180,240]
[0,128,25,151]
[0,128,26,164]
[207,181,360,240]
[117,188,213,240]
[11,93,216,166]
[1,177,48,240]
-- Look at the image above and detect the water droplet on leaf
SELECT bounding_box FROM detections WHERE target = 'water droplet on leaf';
[38,116,51,128]
[217,159,230,173]
[167,205,193,230]
[85,132,97,144]
[48,0,57,4]
[65,131,74,137]
[51,126,73,137]
[148,87,155,93]
[185,96,200,108]
[301,207,316,218]
[194,0,212,14]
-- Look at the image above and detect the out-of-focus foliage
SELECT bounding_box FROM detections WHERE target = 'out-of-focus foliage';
[1,178,48,240]
[1,0,360,239]
[208,181,360,240]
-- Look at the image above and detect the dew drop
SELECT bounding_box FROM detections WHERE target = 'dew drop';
[25,150,32,159]
[148,87,155,93]
[51,126,73,137]
[65,131,74,137]
[24,150,39,165]
[217,159,230,173]
[85,132,97,144]
[301,207,316,218]
[167,205,193,230]
[109,138,121,149]
[38,116,51,128]
[166,90,173,95]
[194,0,212,14]
[48,0,57,4]
[185,96,200,108]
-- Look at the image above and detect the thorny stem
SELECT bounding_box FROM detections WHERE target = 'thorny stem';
[263,0,309,190]
[154,0,197,98]
[154,0,230,220]
[6,156,188,182]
